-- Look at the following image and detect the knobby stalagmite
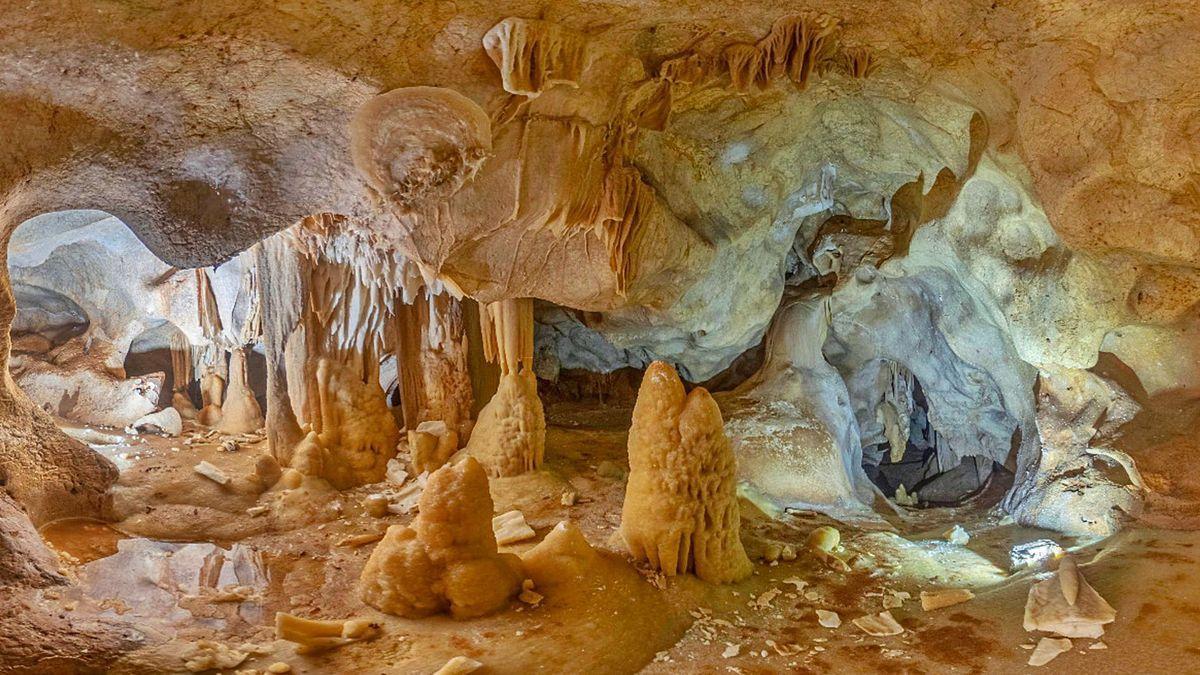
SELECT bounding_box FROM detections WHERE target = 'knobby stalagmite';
[465,298,545,477]
[619,361,751,584]
[358,457,523,618]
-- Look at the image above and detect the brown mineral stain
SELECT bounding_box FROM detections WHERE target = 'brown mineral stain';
[914,623,997,671]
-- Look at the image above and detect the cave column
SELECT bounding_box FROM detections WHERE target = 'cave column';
[394,289,475,441]
[463,297,545,476]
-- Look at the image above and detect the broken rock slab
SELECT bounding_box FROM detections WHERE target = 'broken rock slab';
[1028,637,1072,666]
[1024,556,1115,638]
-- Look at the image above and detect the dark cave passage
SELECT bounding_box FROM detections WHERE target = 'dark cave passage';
[862,375,1012,507]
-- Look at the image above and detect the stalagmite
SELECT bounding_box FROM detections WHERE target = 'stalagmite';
[358,457,523,618]
[408,420,458,475]
[218,347,264,434]
[465,298,545,477]
[197,354,227,427]
[262,214,407,487]
[619,361,751,584]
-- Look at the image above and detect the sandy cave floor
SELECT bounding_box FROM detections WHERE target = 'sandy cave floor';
[31,403,1200,675]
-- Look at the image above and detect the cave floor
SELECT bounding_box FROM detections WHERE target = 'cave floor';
[31,405,1200,674]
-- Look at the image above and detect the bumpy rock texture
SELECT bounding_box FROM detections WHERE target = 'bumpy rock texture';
[358,457,523,618]
[620,362,751,584]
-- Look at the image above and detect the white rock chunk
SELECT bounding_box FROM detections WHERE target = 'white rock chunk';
[816,609,841,628]
[492,510,536,546]
[434,656,483,675]
[194,461,230,486]
[132,407,183,436]
[1028,637,1072,666]
[853,610,904,636]
[920,588,975,611]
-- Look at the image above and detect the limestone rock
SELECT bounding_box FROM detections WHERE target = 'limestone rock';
[358,457,523,618]
[1024,556,1116,639]
[619,361,751,584]
[1028,637,1072,667]
[132,407,183,437]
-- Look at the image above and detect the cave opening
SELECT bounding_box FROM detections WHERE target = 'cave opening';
[861,374,1013,507]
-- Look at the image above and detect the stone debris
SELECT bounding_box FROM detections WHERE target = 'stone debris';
[765,639,803,657]
[363,493,390,518]
[266,664,292,674]
[944,524,970,545]
[1028,637,1072,666]
[492,509,537,545]
[806,526,849,572]
[560,490,577,506]
[596,460,626,481]
[920,588,975,611]
[1010,539,1065,570]
[434,656,483,675]
[385,474,426,515]
[882,589,911,609]
[335,532,386,548]
[1024,556,1115,638]
[1089,641,1108,650]
[722,643,740,658]
[187,584,259,603]
[385,457,409,485]
[274,612,381,654]
[762,542,798,563]
[194,461,231,486]
[132,407,183,436]
[220,439,240,452]
[518,579,543,607]
[782,577,807,592]
[246,505,270,517]
[751,587,781,609]
[853,611,904,636]
[180,641,248,672]
[816,609,841,628]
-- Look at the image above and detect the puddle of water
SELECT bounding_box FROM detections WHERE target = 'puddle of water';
[40,518,129,563]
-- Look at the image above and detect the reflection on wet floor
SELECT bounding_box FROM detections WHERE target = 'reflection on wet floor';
[69,536,270,632]
[40,517,128,563]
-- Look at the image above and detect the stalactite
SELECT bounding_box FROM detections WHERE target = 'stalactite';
[482,18,590,98]
[254,236,305,465]
[275,214,407,488]
[722,14,838,93]
[466,298,545,476]
[842,46,878,79]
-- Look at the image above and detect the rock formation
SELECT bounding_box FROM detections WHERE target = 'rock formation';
[620,361,751,584]
[359,457,523,618]
[466,299,546,477]
[1024,555,1116,639]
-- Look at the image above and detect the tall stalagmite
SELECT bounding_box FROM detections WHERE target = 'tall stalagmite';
[620,361,751,584]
